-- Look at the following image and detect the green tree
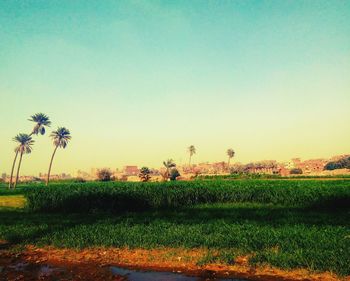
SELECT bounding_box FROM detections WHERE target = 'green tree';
[12,134,35,189]
[46,127,71,186]
[226,148,235,169]
[139,167,152,182]
[187,145,196,166]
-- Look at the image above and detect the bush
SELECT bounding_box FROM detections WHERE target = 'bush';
[97,168,113,181]
[24,180,350,213]
[290,168,303,174]
[74,177,86,183]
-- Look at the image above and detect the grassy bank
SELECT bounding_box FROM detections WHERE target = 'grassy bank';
[0,179,349,276]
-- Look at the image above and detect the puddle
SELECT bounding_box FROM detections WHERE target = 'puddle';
[111,266,247,281]
[38,264,65,278]
[5,262,72,279]
[9,261,29,271]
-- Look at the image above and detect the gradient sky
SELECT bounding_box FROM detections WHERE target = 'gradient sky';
[0,0,349,175]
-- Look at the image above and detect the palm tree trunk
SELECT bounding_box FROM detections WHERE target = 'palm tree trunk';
[189,155,192,166]
[227,157,231,170]
[14,152,23,189]
[9,150,19,189]
[46,144,59,186]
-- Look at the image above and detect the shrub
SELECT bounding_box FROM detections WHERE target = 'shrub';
[97,168,112,181]
[290,168,303,174]
[74,177,86,183]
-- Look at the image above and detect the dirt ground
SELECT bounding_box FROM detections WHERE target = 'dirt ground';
[1,243,349,281]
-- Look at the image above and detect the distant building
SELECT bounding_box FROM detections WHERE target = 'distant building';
[123,166,139,176]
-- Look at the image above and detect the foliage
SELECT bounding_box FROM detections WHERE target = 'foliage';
[96,168,113,182]
[162,159,177,181]
[74,177,86,183]
[169,168,180,181]
[13,134,35,154]
[24,180,350,213]
[324,156,350,170]
[226,148,235,158]
[28,113,51,135]
[290,168,303,174]
[139,167,151,182]
[188,145,196,156]
[163,159,176,169]
[50,127,71,148]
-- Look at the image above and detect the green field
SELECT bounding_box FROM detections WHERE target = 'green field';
[0,179,349,276]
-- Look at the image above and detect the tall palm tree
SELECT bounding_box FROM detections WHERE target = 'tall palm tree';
[46,127,71,186]
[9,113,51,188]
[28,113,51,136]
[12,134,35,189]
[227,148,235,169]
[187,145,196,166]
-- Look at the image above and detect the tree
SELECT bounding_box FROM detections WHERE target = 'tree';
[226,148,235,169]
[28,113,51,136]
[46,127,71,186]
[97,168,112,181]
[12,134,35,189]
[139,167,152,182]
[187,145,196,166]
[169,168,180,181]
[162,159,176,181]
[9,113,51,188]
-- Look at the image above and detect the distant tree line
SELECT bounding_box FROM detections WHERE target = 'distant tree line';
[324,156,350,170]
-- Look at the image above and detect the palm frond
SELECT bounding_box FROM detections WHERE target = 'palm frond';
[50,127,71,148]
[13,133,34,154]
[29,113,51,135]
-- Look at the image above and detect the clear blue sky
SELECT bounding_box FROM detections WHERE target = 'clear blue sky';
[0,0,349,175]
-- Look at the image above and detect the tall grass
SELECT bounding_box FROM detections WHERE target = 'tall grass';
[25,180,350,213]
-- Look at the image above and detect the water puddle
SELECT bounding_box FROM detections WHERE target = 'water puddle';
[111,266,247,281]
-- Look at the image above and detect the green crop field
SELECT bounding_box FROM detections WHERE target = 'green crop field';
[0,179,349,275]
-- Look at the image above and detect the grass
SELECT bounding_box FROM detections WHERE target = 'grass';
[22,179,350,212]
[0,179,349,276]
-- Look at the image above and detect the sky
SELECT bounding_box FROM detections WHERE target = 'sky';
[0,0,349,175]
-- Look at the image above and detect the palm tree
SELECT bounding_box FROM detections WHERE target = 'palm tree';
[12,134,35,189]
[227,148,235,169]
[46,127,71,186]
[162,159,176,180]
[28,113,51,136]
[9,113,51,188]
[187,145,196,166]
